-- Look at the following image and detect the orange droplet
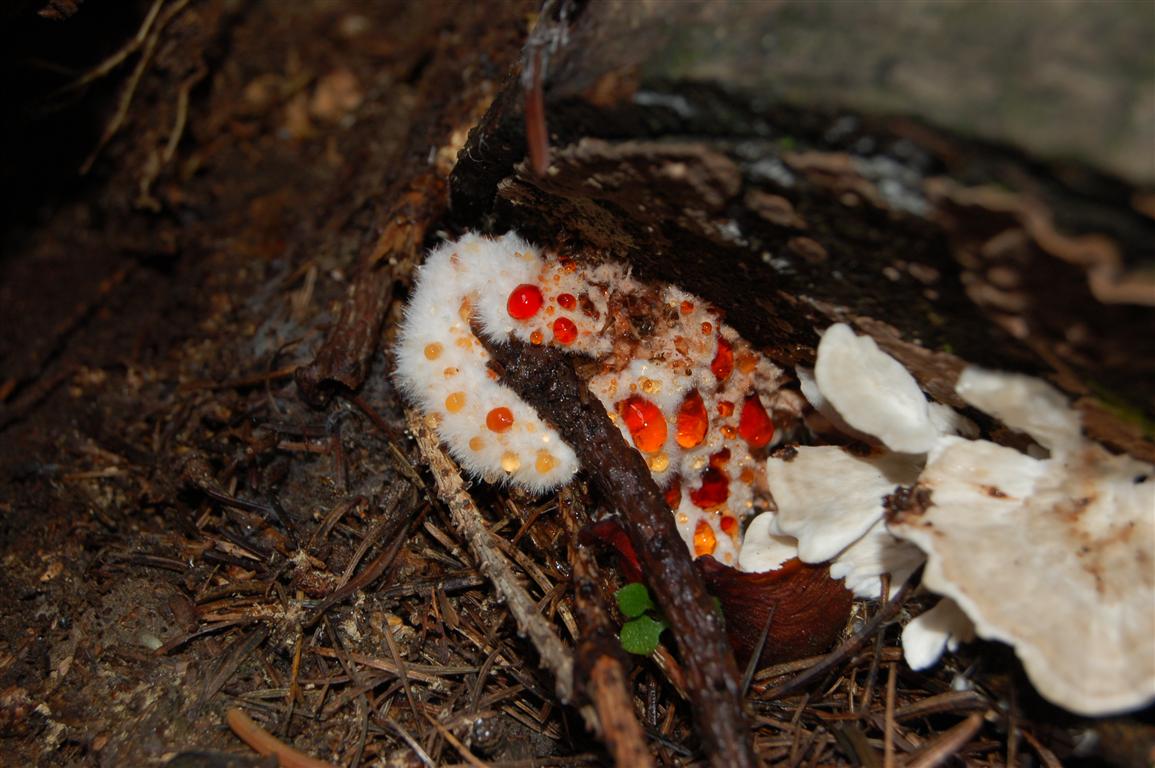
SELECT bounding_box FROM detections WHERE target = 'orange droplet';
[648,452,670,472]
[664,478,682,509]
[693,519,717,557]
[737,352,758,374]
[711,337,733,382]
[445,392,466,413]
[536,450,558,474]
[553,317,578,345]
[717,400,734,418]
[458,297,473,323]
[617,395,667,453]
[720,516,738,537]
[739,468,755,484]
[701,321,713,335]
[530,330,544,345]
[738,394,775,448]
[690,466,729,509]
[680,300,694,315]
[468,436,484,451]
[675,389,709,448]
[507,284,543,320]
[501,451,521,472]
[443,366,459,378]
[486,407,514,433]
[722,425,738,439]
[557,293,576,310]
[424,342,443,360]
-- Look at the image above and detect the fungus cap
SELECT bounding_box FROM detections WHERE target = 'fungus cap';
[765,446,921,564]
[890,434,1155,715]
[813,324,938,453]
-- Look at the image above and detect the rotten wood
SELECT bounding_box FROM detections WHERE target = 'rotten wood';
[478,334,755,768]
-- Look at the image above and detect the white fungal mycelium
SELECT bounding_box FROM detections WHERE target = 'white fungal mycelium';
[395,232,791,564]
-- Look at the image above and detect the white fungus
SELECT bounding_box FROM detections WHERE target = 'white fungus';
[891,372,1155,716]
[395,232,791,563]
[813,323,939,453]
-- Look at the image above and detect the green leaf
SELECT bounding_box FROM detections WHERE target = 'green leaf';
[619,615,668,656]
[615,583,656,618]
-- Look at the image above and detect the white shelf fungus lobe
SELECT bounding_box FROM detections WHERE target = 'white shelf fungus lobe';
[741,321,1155,716]
[395,232,790,564]
[891,372,1155,717]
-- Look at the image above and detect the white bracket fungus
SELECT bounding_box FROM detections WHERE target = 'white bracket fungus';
[891,370,1155,716]
[744,321,1155,716]
[813,323,940,453]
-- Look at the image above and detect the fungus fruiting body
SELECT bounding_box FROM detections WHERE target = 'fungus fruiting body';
[395,232,790,563]
[742,322,1155,716]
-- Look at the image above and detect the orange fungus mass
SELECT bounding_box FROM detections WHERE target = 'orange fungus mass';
[675,389,709,448]
[738,394,775,448]
[711,336,733,382]
[618,395,667,453]
[486,406,515,433]
[552,316,578,345]
[507,284,543,320]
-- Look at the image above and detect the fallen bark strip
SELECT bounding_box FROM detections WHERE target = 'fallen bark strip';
[405,408,597,733]
[559,487,655,768]
[479,336,755,768]
[296,174,444,407]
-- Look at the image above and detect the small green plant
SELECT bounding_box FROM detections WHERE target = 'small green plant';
[615,583,667,656]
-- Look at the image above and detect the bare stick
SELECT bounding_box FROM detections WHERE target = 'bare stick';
[405,408,591,728]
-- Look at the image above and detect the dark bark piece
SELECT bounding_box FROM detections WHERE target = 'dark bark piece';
[479,334,755,768]
[296,174,445,406]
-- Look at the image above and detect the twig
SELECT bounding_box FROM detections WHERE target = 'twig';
[405,409,588,724]
[904,712,984,768]
[227,707,337,768]
[478,337,754,768]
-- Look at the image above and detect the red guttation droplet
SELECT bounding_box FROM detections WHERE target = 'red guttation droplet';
[507,284,543,320]
[690,465,729,509]
[557,293,576,310]
[675,389,709,448]
[664,478,682,510]
[618,395,667,453]
[711,336,733,382]
[553,317,578,345]
[738,394,775,448]
[720,516,738,537]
